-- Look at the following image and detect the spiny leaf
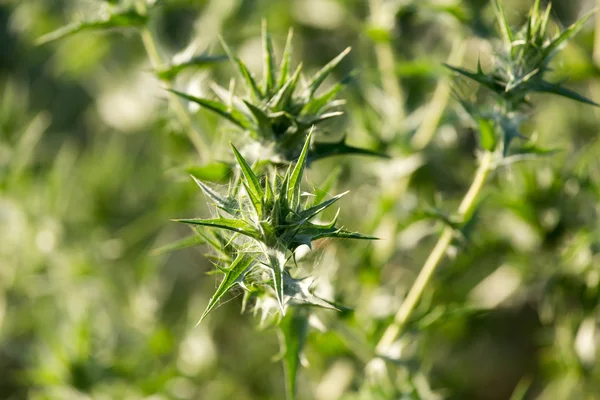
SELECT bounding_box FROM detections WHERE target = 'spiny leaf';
[36,8,148,45]
[169,89,253,129]
[301,71,355,115]
[231,144,265,214]
[174,217,260,240]
[264,251,287,311]
[304,224,378,242]
[279,308,309,400]
[538,3,552,40]
[270,63,303,111]
[278,28,294,88]
[262,20,277,95]
[191,176,240,216]
[529,80,599,107]
[542,9,595,62]
[301,111,344,126]
[220,37,263,101]
[531,0,541,21]
[155,54,227,81]
[493,0,514,50]
[297,191,347,221]
[306,47,351,98]
[209,83,248,115]
[444,64,504,93]
[287,130,313,210]
[243,101,274,138]
[199,254,255,323]
[308,137,389,163]
[283,274,340,310]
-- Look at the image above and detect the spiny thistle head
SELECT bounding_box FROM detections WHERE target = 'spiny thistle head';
[171,22,380,164]
[446,0,598,110]
[446,0,597,156]
[173,132,376,322]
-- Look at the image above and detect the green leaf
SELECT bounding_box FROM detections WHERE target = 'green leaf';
[151,233,205,256]
[477,117,497,151]
[542,9,594,62]
[538,3,552,40]
[278,28,294,88]
[36,8,147,45]
[155,54,227,81]
[301,111,344,126]
[283,273,340,310]
[243,101,274,138]
[301,222,378,242]
[270,63,303,111]
[306,47,351,98]
[301,71,355,115]
[263,251,288,311]
[278,308,309,400]
[174,217,261,240]
[199,254,255,322]
[169,89,253,129]
[262,20,277,95]
[528,80,599,107]
[308,137,389,163]
[287,130,313,210]
[493,0,514,50]
[444,64,504,94]
[298,191,347,221]
[231,144,265,215]
[220,37,263,101]
[191,176,240,216]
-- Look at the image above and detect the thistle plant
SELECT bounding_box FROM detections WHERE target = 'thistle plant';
[173,131,375,319]
[164,131,375,399]
[376,0,597,354]
[25,0,600,399]
[171,22,382,164]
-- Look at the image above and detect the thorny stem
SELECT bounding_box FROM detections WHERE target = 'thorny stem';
[368,0,406,134]
[376,150,495,353]
[140,26,209,159]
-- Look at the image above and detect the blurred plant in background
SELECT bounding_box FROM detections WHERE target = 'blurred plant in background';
[2,0,600,399]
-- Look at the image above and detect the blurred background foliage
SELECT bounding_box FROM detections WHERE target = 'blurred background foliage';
[1,0,600,399]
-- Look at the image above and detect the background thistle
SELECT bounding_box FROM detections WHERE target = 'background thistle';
[172,22,385,164]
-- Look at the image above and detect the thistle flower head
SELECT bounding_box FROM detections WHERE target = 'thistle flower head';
[171,22,384,164]
[446,0,597,155]
[447,0,598,110]
[173,132,376,321]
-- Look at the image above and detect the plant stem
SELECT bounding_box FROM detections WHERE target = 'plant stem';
[594,0,600,67]
[368,0,406,134]
[411,38,466,150]
[376,150,494,353]
[140,26,209,159]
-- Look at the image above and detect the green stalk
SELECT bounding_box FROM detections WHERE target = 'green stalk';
[594,0,600,67]
[140,26,209,160]
[376,150,494,353]
[368,0,406,132]
[411,38,466,149]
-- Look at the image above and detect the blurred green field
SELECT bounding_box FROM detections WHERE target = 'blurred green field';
[2,0,600,399]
